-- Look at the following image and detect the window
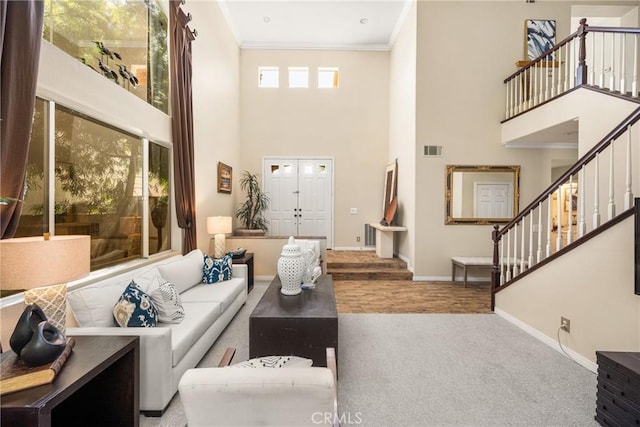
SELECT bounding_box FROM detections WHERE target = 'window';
[288,67,309,88]
[318,67,339,88]
[148,142,171,255]
[259,66,279,88]
[43,0,169,113]
[16,98,172,271]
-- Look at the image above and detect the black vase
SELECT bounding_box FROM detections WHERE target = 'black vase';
[20,321,66,366]
[9,304,48,355]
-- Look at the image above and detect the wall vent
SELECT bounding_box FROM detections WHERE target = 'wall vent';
[364,224,376,246]
[423,145,443,156]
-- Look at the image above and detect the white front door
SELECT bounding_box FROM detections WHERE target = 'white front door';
[263,158,333,247]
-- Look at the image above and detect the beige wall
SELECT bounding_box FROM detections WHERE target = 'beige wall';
[412,1,585,279]
[184,1,242,252]
[496,216,640,363]
[238,49,390,248]
[389,2,417,267]
[224,236,327,278]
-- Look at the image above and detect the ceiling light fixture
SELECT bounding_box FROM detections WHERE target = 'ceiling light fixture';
[263,16,270,23]
[360,18,368,24]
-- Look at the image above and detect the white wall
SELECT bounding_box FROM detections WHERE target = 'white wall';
[238,49,390,248]
[389,1,417,268]
[502,89,638,157]
[183,1,242,253]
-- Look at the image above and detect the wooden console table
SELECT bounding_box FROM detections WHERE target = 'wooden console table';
[368,222,407,258]
[1,335,139,427]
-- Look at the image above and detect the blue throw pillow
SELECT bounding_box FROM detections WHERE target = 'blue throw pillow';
[203,254,233,284]
[113,281,158,327]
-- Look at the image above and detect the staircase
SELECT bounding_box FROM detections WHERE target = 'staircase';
[326,250,412,281]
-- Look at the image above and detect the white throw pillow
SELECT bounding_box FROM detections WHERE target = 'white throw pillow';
[157,249,204,294]
[148,275,185,324]
[68,267,159,327]
[230,355,313,368]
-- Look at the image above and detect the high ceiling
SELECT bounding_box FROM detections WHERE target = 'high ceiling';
[216,1,580,148]
[217,1,412,50]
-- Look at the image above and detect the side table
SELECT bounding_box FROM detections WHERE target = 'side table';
[1,335,140,427]
[595,351,640,425]
[232,252,254,293]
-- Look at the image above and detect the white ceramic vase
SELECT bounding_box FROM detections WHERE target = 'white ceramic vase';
[278,236,304,295]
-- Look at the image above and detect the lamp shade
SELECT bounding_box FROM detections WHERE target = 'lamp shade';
[207,216,232,235]
[0,235,91,291]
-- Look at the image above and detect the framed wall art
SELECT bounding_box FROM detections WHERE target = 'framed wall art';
[217,162,232,194]
[525,19,556,60]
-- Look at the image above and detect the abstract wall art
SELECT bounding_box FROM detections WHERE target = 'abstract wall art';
[525,19,556,60]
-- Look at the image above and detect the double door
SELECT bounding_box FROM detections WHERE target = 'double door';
[263,158,333,248]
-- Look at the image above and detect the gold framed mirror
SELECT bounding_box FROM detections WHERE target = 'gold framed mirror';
[445,165,520,225]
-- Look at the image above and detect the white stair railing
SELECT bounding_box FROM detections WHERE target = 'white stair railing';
[503,19,640,120]
[492,108,640,293]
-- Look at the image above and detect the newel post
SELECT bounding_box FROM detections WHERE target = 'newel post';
[491,224,500,311]
[576,18,589,85]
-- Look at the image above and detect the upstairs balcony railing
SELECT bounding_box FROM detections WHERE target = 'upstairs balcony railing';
[491,106,640,306]
[504,18,640,120]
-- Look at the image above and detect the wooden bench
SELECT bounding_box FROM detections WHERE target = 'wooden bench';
[451,256,529,287]
[451,257,493,287]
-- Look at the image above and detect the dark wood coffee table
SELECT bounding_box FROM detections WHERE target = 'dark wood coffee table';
[249,274,338,368]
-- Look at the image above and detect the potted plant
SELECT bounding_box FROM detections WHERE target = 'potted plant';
[235,171,269,236]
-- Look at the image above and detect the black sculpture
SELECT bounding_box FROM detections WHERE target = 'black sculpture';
[10,304,67,366]
[97,58,119,84]
[94,41,122,63]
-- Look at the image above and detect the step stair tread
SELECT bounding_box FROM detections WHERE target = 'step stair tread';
[326,262,407,270]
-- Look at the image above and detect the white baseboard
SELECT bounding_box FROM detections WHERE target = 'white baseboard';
[397,253,414,272]
[412,275,490,282]
[494,308,598,373]
[331,246,375,251]
[412,276,451,281]
[256,275,276,282]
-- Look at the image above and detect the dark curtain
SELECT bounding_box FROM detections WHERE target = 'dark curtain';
[0,0,44,239]
[169,1,197,254]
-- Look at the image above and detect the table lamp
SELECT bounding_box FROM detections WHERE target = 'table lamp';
[0,234,90,333]
[207,216,232,258]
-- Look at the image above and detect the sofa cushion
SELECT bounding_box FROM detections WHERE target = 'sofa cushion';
[113,281,158,327]
[160,301,222,366]
[202,254,232,284]
[68,266,159,327]
[157,249,204,294]
[180,278,245,312]
[149,278,185,324]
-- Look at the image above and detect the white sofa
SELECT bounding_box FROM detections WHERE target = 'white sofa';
[66,249,247,415]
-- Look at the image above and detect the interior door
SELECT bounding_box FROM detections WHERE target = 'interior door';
[474,183,512,218]
[263,158,333,248]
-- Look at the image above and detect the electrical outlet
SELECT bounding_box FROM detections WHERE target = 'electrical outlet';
[356,236,361,242]
[350,208,358,214]
[560,317,570,333]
